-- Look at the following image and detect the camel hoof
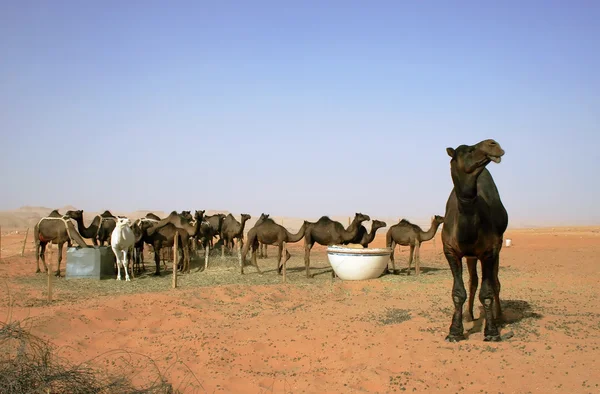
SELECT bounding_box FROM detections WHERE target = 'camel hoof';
[36,269,41,274]
[445,334,466,343]
[117,277,121,281]
[484,334,502,342]
[54,272,61,278]
[125,278,131,282]
[153,272,161,277]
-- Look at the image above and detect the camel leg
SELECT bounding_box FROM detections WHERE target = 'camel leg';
[465,257,478,322]
[123,250,131,281]
[55,242,63,277]
[276,244,283,275]
[129,248,135,279]
[35,241,42,273]
[304,241,313,278]
[184,244,190,274]
[280,248,291,275]
[481,255,501,341]
[414,241,421,275]
[251,241,262,274]
[407,244,415,275]
[388,241,396,274]
[444,250,467,342]
[38,242,48,273]
[264,244,268,258]
[221,238,225,258]
[493,254,502,321]
[115,250,122,280]
[153,247,161,276]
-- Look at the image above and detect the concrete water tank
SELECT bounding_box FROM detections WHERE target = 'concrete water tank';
[66,246,116,279]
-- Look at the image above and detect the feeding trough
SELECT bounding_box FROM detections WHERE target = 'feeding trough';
[326,245,392,280]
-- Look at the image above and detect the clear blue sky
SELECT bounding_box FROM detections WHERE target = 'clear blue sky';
[1,1,598,226]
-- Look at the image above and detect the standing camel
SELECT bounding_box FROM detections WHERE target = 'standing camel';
[131,217,158,273]
[386,215,445,275]
[146,210,201,273]
[96,210,118,246]
[241,218,307,275]
[255,213,270,258]
[442,139,508,342]
[204,213,225,248]
[342,220,387,248]
[303,213,370,278]
[220,213,251,257]
[34,215,88,276]
[111,217,136,281]
[64,210,102,246]
[134,216,192,276]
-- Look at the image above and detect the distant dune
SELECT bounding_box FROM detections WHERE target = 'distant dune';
[1,205,587,232]
[0,206,437,232]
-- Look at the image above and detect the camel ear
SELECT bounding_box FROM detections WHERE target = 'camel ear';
[446,147,455,158]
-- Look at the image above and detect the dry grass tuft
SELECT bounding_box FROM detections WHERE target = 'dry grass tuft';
[0,317,190,394]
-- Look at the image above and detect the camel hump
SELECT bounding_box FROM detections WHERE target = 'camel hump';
[100,210,115,218]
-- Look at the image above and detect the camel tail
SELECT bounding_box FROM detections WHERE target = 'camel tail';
[66,221,90,248]
[240,230,255,263]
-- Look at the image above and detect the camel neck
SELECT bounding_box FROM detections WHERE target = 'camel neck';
[421,221,441,242]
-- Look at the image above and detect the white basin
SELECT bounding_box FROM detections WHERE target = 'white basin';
[326,245,392,280]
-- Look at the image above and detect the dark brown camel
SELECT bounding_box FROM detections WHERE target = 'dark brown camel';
[146,210,204,273]
[220,214,251,257]
[386,215,445,275]
[442,139,508,343]
[64,210,102,246]
[194,212,218,270]
[180,211,193,221]
[96,210,118,246]
[303,213,370,278]
[133,212,196,275]
[204,213,225,248]
[241,218,307,275]
[342,220,387,248]
[255,213,270,258]
[132,216,160,274]
[34,215,89,276]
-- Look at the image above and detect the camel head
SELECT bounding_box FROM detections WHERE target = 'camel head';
[432,215,445,226]
[446,139,504,175]
[64,209,83,221]
[194,210,205,222]
[371,220,387,230]
[353,212,371,224]
[241,213,251,223]
[256,213,270,226]
[180,211,193,221]
[116,217,132,227]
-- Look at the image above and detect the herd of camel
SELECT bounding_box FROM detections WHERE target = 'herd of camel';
[33,207,445,279]
[33,138,509,342]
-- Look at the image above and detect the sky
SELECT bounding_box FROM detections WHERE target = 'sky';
[0,0,599,226]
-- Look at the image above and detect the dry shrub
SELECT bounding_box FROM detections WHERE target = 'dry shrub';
[0,318,178,394]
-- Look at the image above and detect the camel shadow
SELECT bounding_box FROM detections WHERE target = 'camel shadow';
[466,299,543,337]
[392,266,448,275]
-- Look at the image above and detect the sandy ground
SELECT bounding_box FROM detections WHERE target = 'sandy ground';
[1,227,599,393]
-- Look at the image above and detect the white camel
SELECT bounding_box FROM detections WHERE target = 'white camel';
[111,217,135,281]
